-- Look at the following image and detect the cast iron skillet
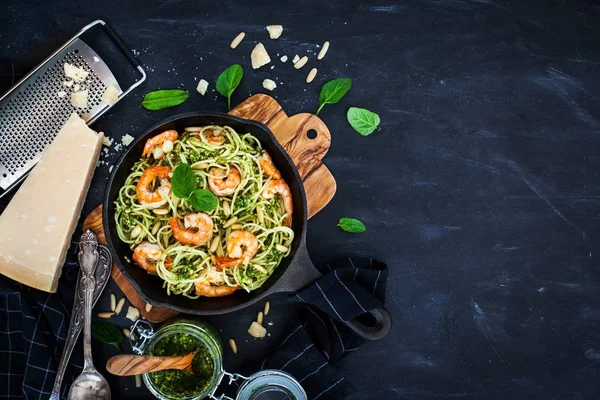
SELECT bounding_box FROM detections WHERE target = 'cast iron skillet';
[103,113,391,340]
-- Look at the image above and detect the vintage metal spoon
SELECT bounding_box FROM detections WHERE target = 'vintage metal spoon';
[50,231,112,400]
[67,230,111,400]
[106,352,197,376]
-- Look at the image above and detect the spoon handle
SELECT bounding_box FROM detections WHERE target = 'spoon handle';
[106,353,194,376]
[79,230,100,370]
[50,233,111,400]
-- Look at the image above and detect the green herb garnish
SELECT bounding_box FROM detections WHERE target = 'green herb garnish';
[216,64,243,110]
[171,163,218,212]
[347,107,380,136]
[172,163,197,198]
[141,89,190,110]
[91,321,123,350]
[337,217,366,233]
[316,78,352,115]
[189,189,219,212]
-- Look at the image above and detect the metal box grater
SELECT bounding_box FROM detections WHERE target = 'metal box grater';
[0,20,146,199]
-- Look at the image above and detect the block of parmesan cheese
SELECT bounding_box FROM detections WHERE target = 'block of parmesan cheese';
[0,113,103,292]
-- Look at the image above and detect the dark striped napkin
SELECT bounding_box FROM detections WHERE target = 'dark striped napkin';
[0,255,388,399]
[260,257,389,399]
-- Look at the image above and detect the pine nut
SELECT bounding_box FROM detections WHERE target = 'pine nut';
[130,225,142,239]
[145,302,153,312]
[264,301,270,316]
[253,264,267,273]
[210,236,220,253]
[223,200,231,216]
[276,244,289,253]
[257,206,264,224]
[318,41,330,60]
[306,68,318,84]
[223,216,238,228]
[97,312,114,319]
[230,32,245,49]
[257,311,264,325]
[231,223,243,230]
[211,255,218,265]
[153,146,164,159]
[229,338,238,354]
[185,126,203,132]
[162,140,174,153]
[193,163,209,170]
[122,328,131,338]
[153,208,169,216]
[110,293,116,312]
[152,221,161,235]
[115,297,126,315]
[294,56,308,69]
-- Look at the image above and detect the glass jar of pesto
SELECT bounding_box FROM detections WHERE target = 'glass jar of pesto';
[131,318,307,400]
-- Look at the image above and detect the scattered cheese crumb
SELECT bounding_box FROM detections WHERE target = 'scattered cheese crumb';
[109,165,114,173]
[262,79,277,91]
[102,85,119,105]
[73,84,81,92]
[280,55,288,62]
[266,25,283,39]
[248,321,267,338]
[125,306,140,322]
[64,63,89,82]
[102,136,114,147]
[57,91,67,98]
[292,54,300,64]
[251,43,271,69]
[196,79,209,95]
[121,134,134,146]
[71,90,89,108]
[63,80,74,87]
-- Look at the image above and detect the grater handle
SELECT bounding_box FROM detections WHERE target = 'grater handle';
[98,21,143,69]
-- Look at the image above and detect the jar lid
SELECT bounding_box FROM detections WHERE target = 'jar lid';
[235,370,307,400]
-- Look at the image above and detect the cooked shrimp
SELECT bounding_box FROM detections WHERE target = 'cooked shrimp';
[136,166,172,207]
[262,179,293,226]
[169,213,214,246]
[258,152,281,179]
[195,266,239,297]
[201,129,225,145]
[142,130,179,159]
[132,242,172,275]
[215,230,259,268]
[208,166,241,196]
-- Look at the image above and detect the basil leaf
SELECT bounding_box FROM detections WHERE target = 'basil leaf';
[347,107,380,136]
[337,217,366,233]
[216,64,243,110]
[172,163,197,198]
[316,78,352,115]
[189,189,218,212]
[91,321,122,351]
[141,89,190,110]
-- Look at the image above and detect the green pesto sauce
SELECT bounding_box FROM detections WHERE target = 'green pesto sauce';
[149,333,215,399]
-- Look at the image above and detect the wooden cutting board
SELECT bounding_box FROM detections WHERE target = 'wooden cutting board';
[82,94,336,322]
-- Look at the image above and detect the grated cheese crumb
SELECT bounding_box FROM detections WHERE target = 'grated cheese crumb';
[57,91,67,98]
[64,63,89,82]
[196,79,209,95]
[102,136,114,147]
[121,134,134,146]
[266,25,283,39]
[280,55,288,62]
[262,79,277,91]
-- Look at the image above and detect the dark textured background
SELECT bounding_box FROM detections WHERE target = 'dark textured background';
[2,0,600,399]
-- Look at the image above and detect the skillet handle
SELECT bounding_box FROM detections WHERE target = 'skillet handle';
[345,308,392,341]
[272,244,392,341]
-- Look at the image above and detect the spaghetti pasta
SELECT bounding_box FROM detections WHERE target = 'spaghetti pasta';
[114,125,294,298]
